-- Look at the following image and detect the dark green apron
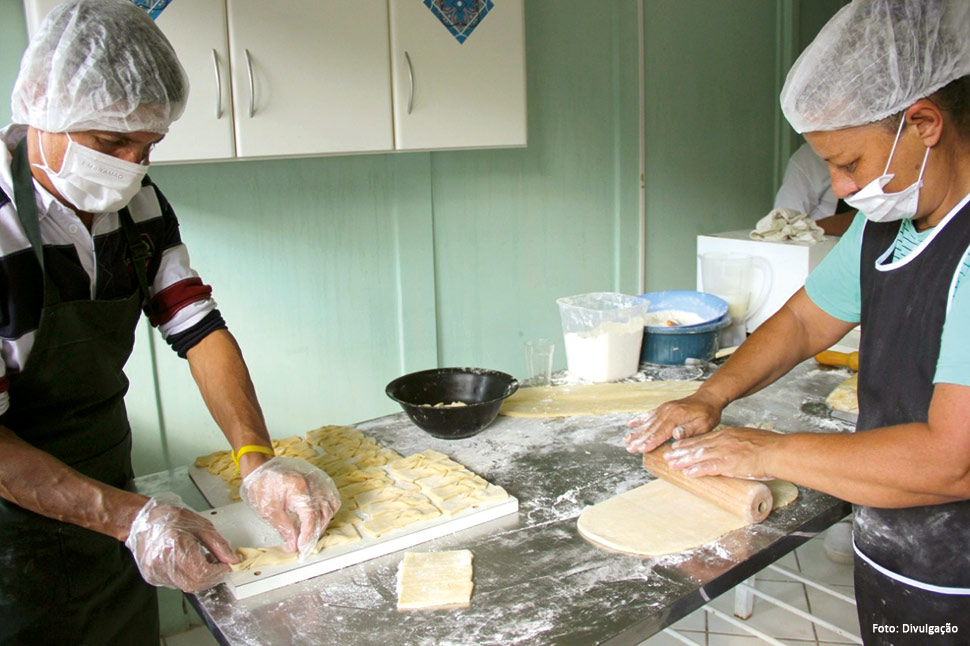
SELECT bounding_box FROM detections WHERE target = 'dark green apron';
[0,138,159,645]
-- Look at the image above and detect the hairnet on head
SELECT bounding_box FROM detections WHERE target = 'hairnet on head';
[10,0,189,134]
[780,0,970,134]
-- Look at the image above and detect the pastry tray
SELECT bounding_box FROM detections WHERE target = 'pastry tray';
[206,495,518,599]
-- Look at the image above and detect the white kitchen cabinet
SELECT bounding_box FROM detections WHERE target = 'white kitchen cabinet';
[23,0,526,161]
[389,0,527,151]
[224,0,393,159]
[152,0,235,162]
[22,0,237,162]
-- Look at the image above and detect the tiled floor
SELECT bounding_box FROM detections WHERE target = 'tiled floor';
[641,533,860,646]
[161,534,858,646]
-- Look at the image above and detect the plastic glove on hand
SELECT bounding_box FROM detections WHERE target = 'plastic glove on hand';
[125,493,238,592]
[240,456,341,560]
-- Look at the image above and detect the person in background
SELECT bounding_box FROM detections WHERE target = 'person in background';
[626,1,970,643]
[776,142,857,563]
[775,142,857,236]
[0,1,339,643]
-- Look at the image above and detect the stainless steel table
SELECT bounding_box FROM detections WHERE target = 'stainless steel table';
[135,360,853,646]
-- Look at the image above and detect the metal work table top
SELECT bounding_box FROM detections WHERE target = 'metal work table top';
[136,360,853,646]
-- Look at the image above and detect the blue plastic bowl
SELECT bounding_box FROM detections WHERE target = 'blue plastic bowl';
[639,290,729,328]
[640,313,731,365]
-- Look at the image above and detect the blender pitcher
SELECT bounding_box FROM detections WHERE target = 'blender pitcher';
[698,252,773,347]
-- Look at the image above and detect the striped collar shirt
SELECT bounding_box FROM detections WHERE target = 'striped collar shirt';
[0,124,226,416]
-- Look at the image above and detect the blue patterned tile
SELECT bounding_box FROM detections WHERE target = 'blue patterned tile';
[129,0,173,20]
[424,0,494,44]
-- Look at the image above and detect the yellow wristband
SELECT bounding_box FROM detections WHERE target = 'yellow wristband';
[232,444,276,466]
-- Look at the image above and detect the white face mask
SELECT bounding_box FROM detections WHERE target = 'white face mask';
[33,131,149,213]
[843,116,930,223]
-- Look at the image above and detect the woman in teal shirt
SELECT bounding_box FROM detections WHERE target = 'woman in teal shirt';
[625,1,970,643]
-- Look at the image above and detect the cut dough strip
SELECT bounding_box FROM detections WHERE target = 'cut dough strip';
[826,374,858,414]
[500,380,702,418]
[222,440,509,570]
[397,550,474,610]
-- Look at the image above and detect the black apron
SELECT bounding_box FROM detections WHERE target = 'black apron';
[855,205,970,644]
[0,138,159,645]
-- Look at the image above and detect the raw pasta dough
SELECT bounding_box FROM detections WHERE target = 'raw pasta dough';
[230,546,297,571]
[397,550,474,610]
[577,478,798,557]
[826,374,858,414]
[222,426,509,571]
[194,435,325,502]
[500,380,702,418]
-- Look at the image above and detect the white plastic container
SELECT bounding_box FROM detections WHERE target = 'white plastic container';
[556,292,649,382]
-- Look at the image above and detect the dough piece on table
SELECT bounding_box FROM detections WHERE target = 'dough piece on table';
[230,546,297,571]
[397,550,474,611]
[577,478,798,557]
[314,523,360,551]
[766,479,799,508]
[423,481,475,504]
[826,374,858,414]
[205,452,234,475]
[232,521,363,571]
[500,380,702,418]
[333,469,374,487]
[193,450,224,468]
[414,472,464,490]
[360,496,429,518]
[359,504,442,538]
[354,486,407,506]
[305,425,364,448]
[228,445,511,570]
[466,484,509,504]
[420,449,452,462]
[339,478,391,499]
[329,508,359,528]
[433,493,480,517]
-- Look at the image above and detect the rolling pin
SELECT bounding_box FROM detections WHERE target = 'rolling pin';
[815,350,859,371]
[642,444,773,523]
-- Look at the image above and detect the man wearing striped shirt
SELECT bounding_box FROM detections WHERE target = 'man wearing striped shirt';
[0,2,339,644]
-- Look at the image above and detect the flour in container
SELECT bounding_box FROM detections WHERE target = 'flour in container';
[563,320,645,382]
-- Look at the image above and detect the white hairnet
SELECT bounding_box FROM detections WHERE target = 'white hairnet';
[781,0,970,133]
[10,0,188,134]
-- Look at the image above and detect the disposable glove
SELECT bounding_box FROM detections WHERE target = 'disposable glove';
[125,493,238,592]
[240,456,341,560]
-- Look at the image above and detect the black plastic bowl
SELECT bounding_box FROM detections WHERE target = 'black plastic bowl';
[385,368,519,439]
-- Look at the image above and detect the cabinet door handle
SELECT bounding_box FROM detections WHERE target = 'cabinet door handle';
[405,50,414,115]
[245,48,255,118]
[212,49,223,119]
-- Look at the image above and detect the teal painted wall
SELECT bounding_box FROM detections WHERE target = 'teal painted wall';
[0,0,26,126]
[140,1,642,475]
[642,1,782,292]
[0,0,847,474]
[431,1,641,369]
[0,0,844,636]
[0,0,641,474]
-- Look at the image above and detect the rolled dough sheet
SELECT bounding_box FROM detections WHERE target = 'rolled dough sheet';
[500,380,702,418]
[826,374,858,414]
[577,478,798,557]
[397,550,474,610]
